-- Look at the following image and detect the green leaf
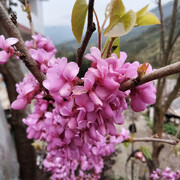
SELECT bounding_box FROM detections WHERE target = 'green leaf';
[136,5,149,17]
[136,9,160,26]
[112,37,120,57]
[109,0,126,18]
[140,146,152,160]
[121,10,136,32]
[102,38,111,59]
[102,37,120,58]
[104,10,136,37]
[123,142,130,148]
[71,0,88,44]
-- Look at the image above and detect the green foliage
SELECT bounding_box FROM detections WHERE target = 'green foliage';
[136,12,160,26]
[103,0,159,38]
[163,123,180,139]
[144,114,180,139]
[123,142,130,148]
[136,5,160,26]
[104,0,136,37]
[140,146,152,160]
[71,0,88,44]
[102,37,120,58]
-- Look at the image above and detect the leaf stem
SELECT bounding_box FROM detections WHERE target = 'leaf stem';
[106,37,115,58]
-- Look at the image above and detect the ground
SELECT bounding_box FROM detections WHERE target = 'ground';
[106,109,180,180]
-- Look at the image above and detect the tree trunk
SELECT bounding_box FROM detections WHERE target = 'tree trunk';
[0,61,37,180]
[152,104,165,167]
[0,12,37,178]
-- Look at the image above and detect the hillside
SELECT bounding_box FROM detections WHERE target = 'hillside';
[55,1,180,69]
[121,11,180,68]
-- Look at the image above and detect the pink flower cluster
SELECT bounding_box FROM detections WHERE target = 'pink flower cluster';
[0,33,156,179]
[150,167,180,180]
[0,35,18,64]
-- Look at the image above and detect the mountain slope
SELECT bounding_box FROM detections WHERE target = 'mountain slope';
[120,11,180,67]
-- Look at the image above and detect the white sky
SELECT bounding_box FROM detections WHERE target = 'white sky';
[42,0,172,26]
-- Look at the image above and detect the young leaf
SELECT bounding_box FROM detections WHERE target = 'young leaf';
[109,0,126,18]
[112,37,120,57]
[102,37,120,58]
[71,0,88,44]
[102,38,111,59]
[136,12,160,26]
[136,5,160,26]
[121,10,136,33]
[136,5,149,17]
[137,63,149,78]
[104,10,136,37]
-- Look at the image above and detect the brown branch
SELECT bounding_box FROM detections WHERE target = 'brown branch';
[171,28,180,49]
[0,2,45,85]
[106,37,115,58]
[76,0,96,67]
[128,137,179,145]
[166,0,178,56]
[158,0,165,63]
[120,61,180,91]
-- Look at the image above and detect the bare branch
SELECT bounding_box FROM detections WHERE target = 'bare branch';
[171,28,180,49]
[120,61,180,91]
[0,2,45,85]
[76,0,96,68]
[166,0,178,55]
[158,0,165,63]
[127,137,179,145]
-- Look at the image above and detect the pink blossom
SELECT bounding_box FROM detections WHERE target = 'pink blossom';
[130,64,156,112]
[11,74,40,110]
[0,35,18,64]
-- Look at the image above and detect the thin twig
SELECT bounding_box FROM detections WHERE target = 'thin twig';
[24,0,36,48]
[120,61,180,91]
[106,37,115,58]
[0,2,45,85]
[76,0,96,67]
[127,137,179,145]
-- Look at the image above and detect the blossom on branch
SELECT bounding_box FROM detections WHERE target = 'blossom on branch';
[0,35,18,64]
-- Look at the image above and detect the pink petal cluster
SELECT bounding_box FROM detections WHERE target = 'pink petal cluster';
[25,34,57,73]
[134,151,146,163]
[9,35,156,179]
[25,34,56,54]
[150,167,180,180]
[11,74,40,110]
[0,35,18,64]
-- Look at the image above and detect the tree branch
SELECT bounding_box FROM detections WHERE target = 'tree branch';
[76,0,96,68]
[166,0,178,55]
[171,28,180,49]
[127,137,179,145]
[0,2,45,85]
[120,61,180,91]
[158,0,165,63]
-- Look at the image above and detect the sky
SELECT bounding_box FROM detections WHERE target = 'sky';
[42,0,172,27]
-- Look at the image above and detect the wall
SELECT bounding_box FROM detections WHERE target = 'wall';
[12,0,44,34]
